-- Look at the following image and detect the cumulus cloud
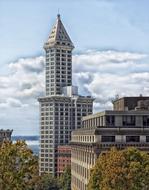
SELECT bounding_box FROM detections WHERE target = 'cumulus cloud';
[9,56,44,73]
[0,50,149,134]
[0,56,45,107]
[72,50,149,111]
[0,98,28,108]
[0,57,45,135]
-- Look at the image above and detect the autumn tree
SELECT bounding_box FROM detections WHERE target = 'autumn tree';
[0,141,39,190]
[88,147,149,190]
[60,166,71,190]
[35,174,61,190]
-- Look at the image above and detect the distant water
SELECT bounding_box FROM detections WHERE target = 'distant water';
[12,136,39,156]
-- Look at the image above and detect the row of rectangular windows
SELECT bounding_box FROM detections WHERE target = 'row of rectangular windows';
[46,70,71,74]
[46,53,71,57]
[46,78,72,82]
[46,66,71,70]
[100,135,149,143]
[83,115,149,128]
[41,106,91,109]
[40,140,70,144]
[46,62,71,66]
[40,104,92,108]
[41,127,74,130]
[46,58,72,61]
[46,49,71,53]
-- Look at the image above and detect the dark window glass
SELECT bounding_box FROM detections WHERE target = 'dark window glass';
[101,136,115,142]
[123,116,135,126]
[126,136,140,142]
[146,136,149,142]
[143,116,149,127]
[106,116,115,126]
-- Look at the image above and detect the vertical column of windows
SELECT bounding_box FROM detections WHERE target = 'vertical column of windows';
[67,50,72,86]
[45,48,56,95]
[54,101,71,145]
[55,50,61,94]
[40,102,55,174]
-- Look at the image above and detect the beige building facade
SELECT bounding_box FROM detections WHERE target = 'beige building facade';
[71,97,149,190]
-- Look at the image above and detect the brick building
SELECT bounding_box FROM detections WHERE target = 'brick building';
[57,145,71,176]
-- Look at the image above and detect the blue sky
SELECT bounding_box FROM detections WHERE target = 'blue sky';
[1,0,149,68]
[1,0,149,135]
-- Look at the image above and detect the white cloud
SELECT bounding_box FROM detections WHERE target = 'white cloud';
[0,50,149,134]
[72,50,147,73]
[0,56,45,106]
[0,98,28,108]
[72,50,149,111]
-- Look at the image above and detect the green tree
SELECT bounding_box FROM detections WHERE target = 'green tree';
[35,174,60,190]
[88,147,149,190]
[60,166,71,190]
[0,141,66,190]
[0,141,39,190]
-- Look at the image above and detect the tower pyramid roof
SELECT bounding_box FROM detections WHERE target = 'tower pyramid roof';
[45,14,74,48]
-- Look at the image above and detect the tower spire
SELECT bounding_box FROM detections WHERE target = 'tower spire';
[57,14,60,20]
[57,8,60,20]
[44,14,74,49]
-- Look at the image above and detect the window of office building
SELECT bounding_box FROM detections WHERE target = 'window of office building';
[106,115,115,126]
[123,116,135,126]
[126,136,140,142]
[101,136,115,142]
[143,116,149,127]
[146,136,149,142]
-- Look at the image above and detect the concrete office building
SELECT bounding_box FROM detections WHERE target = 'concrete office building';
[71,96,149,190]
[38,15,94,175]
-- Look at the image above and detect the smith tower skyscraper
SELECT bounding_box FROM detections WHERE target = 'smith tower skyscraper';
[44,14,74,96]
[39,15,94,175]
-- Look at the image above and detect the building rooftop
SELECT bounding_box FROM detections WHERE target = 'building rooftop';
[38,94,94,102]
[112,96,149,111]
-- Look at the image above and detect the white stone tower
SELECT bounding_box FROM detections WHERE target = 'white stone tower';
[39,15,94,176]
[44,14,74,96]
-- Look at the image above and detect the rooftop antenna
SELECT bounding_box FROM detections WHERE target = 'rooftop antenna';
[57,8,60,19]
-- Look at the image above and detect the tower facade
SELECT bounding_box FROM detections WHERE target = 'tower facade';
[44,14,74,96]
[39,15,94,175]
